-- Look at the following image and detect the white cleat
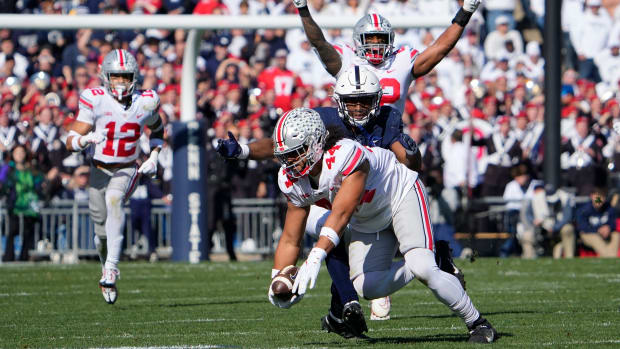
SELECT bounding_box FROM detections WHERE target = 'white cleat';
[99,267,120,304]
[369,296,391,320]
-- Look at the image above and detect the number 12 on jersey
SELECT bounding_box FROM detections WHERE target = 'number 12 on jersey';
[102,121,141,157]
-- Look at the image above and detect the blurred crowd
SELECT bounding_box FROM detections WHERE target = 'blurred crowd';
[1,0,620,259]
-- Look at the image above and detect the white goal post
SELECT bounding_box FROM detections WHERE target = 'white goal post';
[0,14,449,121]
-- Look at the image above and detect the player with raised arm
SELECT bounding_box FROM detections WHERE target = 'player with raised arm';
[290,0,479,319]
[290,0,481,113]
[64,49,164,304]
[269,108,497,343]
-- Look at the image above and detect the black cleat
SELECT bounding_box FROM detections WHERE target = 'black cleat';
[468,318,498,343]
[321,313,355,339]
[342,301,368,337]
[435,240,466,290]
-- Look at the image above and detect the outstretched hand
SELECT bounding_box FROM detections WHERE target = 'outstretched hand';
[216,131,242,159]
[463,0,481,13]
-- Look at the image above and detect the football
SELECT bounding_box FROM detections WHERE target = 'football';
[270,265,299,301]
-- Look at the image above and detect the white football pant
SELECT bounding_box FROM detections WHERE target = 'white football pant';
[89,165,139,270]
[350,179,481,327]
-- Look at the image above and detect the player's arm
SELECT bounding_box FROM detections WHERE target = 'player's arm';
[65,120,92,151]
[292,160,368,296]
[139,108,164,176]
[391,136,422,172]
[147,115,164,153]
[315,160,369,253]
[293,1,342,76]
[64,120,105,152]
[216,132,276,160]
[273,202,310,270]
[411,0,480,79]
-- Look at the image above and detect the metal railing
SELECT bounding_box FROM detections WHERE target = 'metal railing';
[0,198,286,261]
[0,195,589,262]
[0,199,173,261]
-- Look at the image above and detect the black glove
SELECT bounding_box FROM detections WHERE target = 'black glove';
[399,133,418,156]
[216,131,242,159]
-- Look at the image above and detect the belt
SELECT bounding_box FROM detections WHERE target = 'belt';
[92,159,136,170]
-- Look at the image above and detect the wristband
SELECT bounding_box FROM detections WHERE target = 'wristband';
[298,6,310,17]
[71,135,84,151]
[239,144,250,159]
[319,226,340,247]
[271,268,280,278]
[452,7,473,27]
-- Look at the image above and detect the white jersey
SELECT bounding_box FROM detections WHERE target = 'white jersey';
[77,87,160,164]
[334,44,419,113]
[278,138,418,234]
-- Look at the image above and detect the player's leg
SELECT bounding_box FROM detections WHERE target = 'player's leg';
[393,180,497,343]
[89,167,109,267]
[306,206,367,337]
[323,239,368,337]
[105,166,139,268]
[349,230,414,300]
[89,166,113,303]
[100,166,139,304]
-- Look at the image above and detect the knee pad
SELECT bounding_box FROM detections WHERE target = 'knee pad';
[404,248,440,282]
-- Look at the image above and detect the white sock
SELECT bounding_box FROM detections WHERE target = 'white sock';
[405,248,480,326]
[104,189,125,270]
[352,260,415,299]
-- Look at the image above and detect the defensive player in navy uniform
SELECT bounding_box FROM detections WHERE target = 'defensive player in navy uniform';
[217,66,463,337]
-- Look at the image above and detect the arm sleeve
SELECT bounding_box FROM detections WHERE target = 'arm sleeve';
[76,90,95,125]
[144,90,162,127]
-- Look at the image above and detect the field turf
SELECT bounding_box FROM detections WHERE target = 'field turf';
[1,258,619,348]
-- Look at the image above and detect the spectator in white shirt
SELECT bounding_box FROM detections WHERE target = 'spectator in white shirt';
[456,29,485,71]
[442,129,479,191]
[484,0,516,32]
[517,41,544,82]
[286,38,332,89]
[570,0,612,82]
[501,163,530,257]
[594,40,620,87]
[484,15,524,60]
[0,38,29,80]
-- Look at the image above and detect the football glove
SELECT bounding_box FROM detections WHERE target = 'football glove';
[463,0,481,13]
[292,0,307,8]
[76,131,106,150]
[268,284,303,309]
[216,131,242,159]
[399,133,418,156]
[138,149,159,177]
[292,247,326,296]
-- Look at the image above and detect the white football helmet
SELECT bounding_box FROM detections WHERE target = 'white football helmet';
[273,107,327,178]
[100,49,139,100]
[353,13,395,65]
[333,65,383,127]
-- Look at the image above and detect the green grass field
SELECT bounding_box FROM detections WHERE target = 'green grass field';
[1,258,619,348]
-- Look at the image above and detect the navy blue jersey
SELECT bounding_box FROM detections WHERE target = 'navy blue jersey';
[314,106,403,149]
